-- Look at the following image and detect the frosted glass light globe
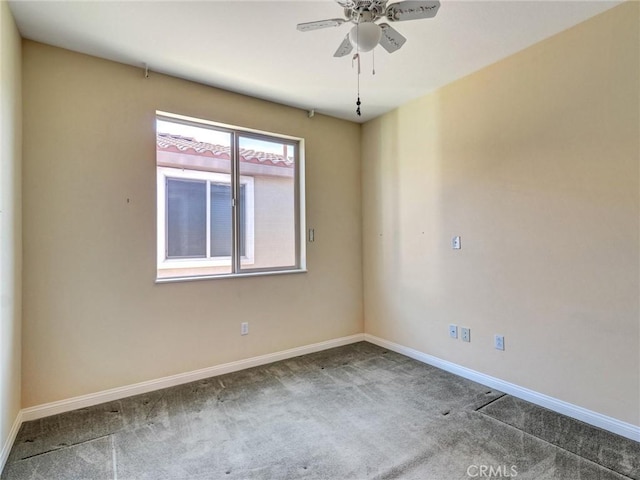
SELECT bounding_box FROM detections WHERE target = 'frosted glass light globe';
[349,22,382,52]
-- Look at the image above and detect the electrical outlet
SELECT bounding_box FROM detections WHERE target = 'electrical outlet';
[461,327,470,342]
[494,335,504,351]
[452,236,461,249]
[241,322,249,336]
[449,324,458,339]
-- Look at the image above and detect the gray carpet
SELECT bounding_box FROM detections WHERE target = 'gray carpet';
[479,396,640,479]
[2,342,637,479]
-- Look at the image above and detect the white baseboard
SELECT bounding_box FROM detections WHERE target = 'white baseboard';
[20,333,365,423]
[0,410,23,474]
[365,334,640,442]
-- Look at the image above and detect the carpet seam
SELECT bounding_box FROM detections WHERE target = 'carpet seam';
[474,393,507,412]
[477,411,636,480]
[17,434,112,461]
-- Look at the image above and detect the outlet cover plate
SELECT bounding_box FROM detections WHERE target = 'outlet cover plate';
[461,327,470,342]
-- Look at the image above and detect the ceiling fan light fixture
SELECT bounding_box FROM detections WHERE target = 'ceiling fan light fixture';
[349,22,382,52]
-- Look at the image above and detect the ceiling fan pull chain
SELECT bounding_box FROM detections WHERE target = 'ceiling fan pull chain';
[352,53,362,117]
[372,49,376,75]
[353,20,363,116]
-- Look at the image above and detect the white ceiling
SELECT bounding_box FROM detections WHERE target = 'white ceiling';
[8,0,621,123]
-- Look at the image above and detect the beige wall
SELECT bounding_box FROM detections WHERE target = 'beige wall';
[362,2,639,426]
[0,0,22,456]
[21,41,363,407]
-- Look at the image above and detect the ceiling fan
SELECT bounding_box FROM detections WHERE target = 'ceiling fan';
[297,0,441,57]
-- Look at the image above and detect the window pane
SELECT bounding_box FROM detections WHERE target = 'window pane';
[238,136,296,270]
[167,178,206,258]
[210,183,232,257]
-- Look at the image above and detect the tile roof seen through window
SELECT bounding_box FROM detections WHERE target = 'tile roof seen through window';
[157,133,294,168]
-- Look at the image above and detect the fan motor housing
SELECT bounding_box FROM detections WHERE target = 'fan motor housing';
[346,9,380,23]
[344,0,388,22]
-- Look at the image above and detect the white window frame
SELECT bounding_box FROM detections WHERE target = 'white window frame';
[155,111,306,282]
[157,167,255,271]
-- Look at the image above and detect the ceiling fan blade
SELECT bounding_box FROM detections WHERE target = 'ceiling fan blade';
[297,18,346,32]
[386,0,440,22]
[333,34,354,57]
[379,23,407,53]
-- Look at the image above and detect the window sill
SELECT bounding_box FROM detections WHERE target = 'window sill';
[155,268,307,284]
[158,258,254,270]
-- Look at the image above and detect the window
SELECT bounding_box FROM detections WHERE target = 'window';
[156,112,304,280]
[158,168,254,266]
